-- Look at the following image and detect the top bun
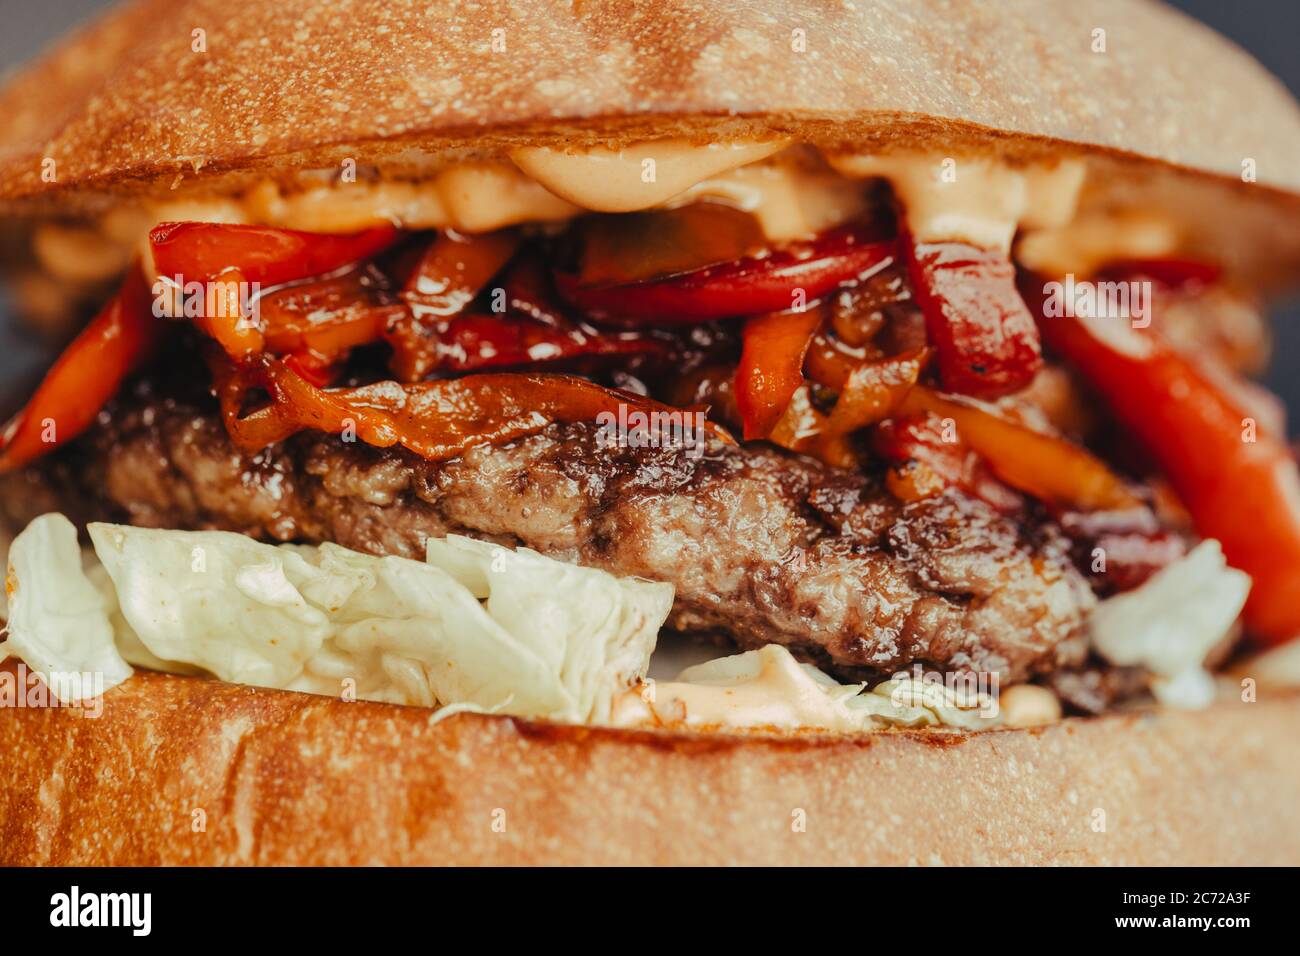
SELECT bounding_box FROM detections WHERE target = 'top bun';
[0,0,1298,197]
[1,0,1299,286]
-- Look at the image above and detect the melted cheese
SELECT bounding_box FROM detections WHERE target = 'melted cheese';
[510,138,789,212]
[829,152,1086,251]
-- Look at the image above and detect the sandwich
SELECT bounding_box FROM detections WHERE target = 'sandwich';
[1,0,1299,866]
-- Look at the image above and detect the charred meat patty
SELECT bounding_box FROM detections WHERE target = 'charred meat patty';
[3,382,1094,684]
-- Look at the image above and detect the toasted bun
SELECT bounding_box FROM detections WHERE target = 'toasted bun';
[1,663,1296,865]
[2,0,1299,198]
[3,1,1300,288]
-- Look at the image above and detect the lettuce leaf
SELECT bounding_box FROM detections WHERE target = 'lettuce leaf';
[0,514,132,702]
[1089,539,1249,708]
[4,514,673,720]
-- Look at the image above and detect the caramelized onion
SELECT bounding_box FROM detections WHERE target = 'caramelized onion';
[211,352,728,462]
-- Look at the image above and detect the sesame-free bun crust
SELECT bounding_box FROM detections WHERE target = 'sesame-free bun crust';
[1,664,1296,865]
[1,0,1299,203]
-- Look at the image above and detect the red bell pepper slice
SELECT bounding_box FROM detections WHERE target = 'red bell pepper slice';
[259,266,405,366]
[874,414,1023,513]
[428,314,669,374]
[150,222,400,358]
[734,308,826,440]
[400,229,520,318]
[387,245,669,379]
[0,265,157,472]
[822,348,929,435]
[573,204,766,288]
[1032,283,1300,645]
[383,231,520,380]
[150,221,399,288]
[904,236,1042,398]
[556,223,898,324]
[1096,257,1222,289]
[893,386,1140,513]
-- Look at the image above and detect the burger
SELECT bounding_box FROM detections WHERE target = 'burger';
[0,0,1298,866]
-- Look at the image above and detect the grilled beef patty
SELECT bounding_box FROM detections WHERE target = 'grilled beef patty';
[1,381,1096,683]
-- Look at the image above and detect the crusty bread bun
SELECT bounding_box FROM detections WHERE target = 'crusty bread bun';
[2,0,1299,286]
[2,1,1300,868]
[2,0,1298,196]
[0,663,1296,866]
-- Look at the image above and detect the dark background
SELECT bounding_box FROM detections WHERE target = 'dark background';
[2,0,1298,426]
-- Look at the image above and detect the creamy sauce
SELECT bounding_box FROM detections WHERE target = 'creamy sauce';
[668,160,871,241]
[509,138,789,212]
[35,138,1140,295]
[86,141,870,278]
[1016,207,1181,276]
[610,643,1013,732]
[163,163,580,235]
[433,162,579,231]
[610,644,870,732]
[152,154,861,241]
[829,152,1086,251]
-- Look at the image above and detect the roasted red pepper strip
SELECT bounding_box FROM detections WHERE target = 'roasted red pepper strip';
[150,222,400,358]
[874,414,1023,513]
[384,231,520,380]
[556,223,898,324]
[0,266,156,472]
[894,385,1140,512]
[903,236,1042,397]
[1096,257,1222,289]
[1033,289,1300,645]
[822,348,928,435]
[150,221,399,288]
[211,352,726,461]
[574,204,766,287]
[429,313,668,374]
[735,308,825,439]
[388,248,668,378]
[259,267,405,364]
[401,229,520,318]
[282,350,340,388]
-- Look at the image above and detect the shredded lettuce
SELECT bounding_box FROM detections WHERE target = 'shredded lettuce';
[4,514,673,719]
[1089,539,1249,708]
[0,514,132,702]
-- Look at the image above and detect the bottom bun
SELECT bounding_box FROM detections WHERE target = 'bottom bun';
[0,663,1296,865]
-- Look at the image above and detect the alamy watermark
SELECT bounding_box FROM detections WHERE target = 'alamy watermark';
[595,403,709,459]
[887,663,1001,719]
[0,662,106,718]
[152,276,261,325]
[1040,273,1153,328]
